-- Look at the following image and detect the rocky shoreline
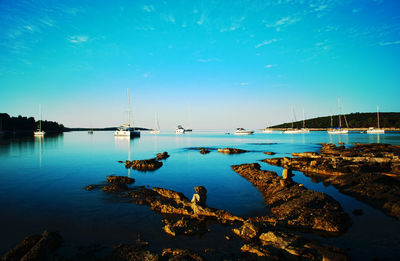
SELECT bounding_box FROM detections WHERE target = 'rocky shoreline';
[264,143,400,220]
[4,144,400,260]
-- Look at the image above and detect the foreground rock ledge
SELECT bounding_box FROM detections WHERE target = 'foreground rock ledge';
[124,152,169,171]
[264,143,400,220]
[231,163,350,233]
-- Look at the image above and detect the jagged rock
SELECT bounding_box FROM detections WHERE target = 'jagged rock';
[156,152,169,160]
[191,186,207,207]
[240,244,277,258]
[1,230,62,261]
[107,243,159,261]
[259,231,300,249]
[161,248,203,261]
[231,163,350,233]
[232,221,260,240]
[264,151,276,155]
[162,217,208,237]
[217,148,249,154]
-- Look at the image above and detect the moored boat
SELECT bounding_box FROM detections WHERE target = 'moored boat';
[175,125,185,134]
[234,128,254,135]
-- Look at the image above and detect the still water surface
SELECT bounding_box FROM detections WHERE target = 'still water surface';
[1,130,400,259]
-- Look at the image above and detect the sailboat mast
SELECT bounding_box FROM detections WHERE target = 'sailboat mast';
[127,88,131,127]
[377,105,380,129]
[338,97,342,128]
[39,104,42,131]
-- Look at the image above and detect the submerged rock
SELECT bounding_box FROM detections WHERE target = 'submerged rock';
[1,230,62,261]
[231,163,350,233]
[200,148,210,154]
[264,151,276,155]
[107,175,135,184]
[217,148,249,154]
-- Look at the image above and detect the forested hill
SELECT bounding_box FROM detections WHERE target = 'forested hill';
[0,113,64,132]
[271,112,400,129]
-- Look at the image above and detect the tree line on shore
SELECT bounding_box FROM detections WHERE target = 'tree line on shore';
[0,113,64,132]
[272,112,400,129]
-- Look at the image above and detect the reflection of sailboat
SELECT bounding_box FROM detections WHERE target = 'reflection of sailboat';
[34,104,45,136]
[328,97,348,134]
[114,136,132,177]
[114,89,140,138]
[149,113,160,134]
[367,106,385,134]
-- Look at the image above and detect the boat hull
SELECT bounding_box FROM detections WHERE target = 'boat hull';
[114,130,140,137]
[327,129,348,134]
[366,128,385,134]
[234,131,254,135]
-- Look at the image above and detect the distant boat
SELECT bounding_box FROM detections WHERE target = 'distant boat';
[328,97,349,134]
[114,89,140,137]
[34,104,45,136]
[300,108,310,133]
[149,113,160,134]
[284,108,303,134]
[175,125,185,134]
[367,106,385,134]
[234,128,254,135]
[88,129,93,134]
[262,128,273,133]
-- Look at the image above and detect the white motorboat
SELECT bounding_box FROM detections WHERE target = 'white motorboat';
[366,106,385,134]
[34,104,45,136]
[175,125,185,134]
[114,89,140,138]
[234,128,254,135]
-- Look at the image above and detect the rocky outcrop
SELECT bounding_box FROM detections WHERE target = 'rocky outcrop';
[217,148,249,154]
[161,248,203,261]
[240,230,348,260]
[106,243,159,261]
[156,152,169,160]
[124,152,170,171]
[264,151,276,155]
[162,217,208,237]
[1,230,62,261]
[200,148,210,154]
[231,163,350,233]
[126,158,163,171]
[264,143,400,220]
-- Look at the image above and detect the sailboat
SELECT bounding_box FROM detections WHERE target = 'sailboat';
[284,108,302,134]
[175,125,185,134]
[366,106,385,134]
[328,97,348,134]
[299,108,310,133]
[34,104,45,136]
[114,89,140,137]
[149,113,160,134]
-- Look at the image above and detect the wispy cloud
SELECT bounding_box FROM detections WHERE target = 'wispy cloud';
[255,39,279,48]
[69,35,88,44]
[143,5,154,13]
[198,58,221,63]
[265,64,274,68]
[379,40,400,46]
[240,82,248,86]
[265,16,300,31]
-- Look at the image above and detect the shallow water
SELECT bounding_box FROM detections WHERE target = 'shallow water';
[1,130,400,260]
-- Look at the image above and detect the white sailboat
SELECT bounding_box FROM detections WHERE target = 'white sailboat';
[328,97,348,134]
[300,108,310,133]
[34,104,45,136]
[284,108,302,134]
[114,89,140,137]
[175,125,185,134]
[367,106,385,134]
[149,113,160,134]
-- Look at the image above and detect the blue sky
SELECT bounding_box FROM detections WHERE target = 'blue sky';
[0,0,399,129]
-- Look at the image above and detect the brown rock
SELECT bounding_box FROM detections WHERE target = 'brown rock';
[130,158,163,171]
[156,152,170,160]
[1,230,62,261]
[217,148,249,154]
[161,248,203,261]
[106,175,135,184]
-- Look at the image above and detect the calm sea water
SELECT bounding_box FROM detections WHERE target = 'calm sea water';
[1,130,400,260]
